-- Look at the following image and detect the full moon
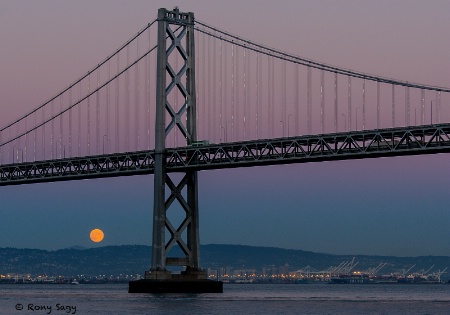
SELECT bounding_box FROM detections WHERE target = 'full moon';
[89,229,104,243]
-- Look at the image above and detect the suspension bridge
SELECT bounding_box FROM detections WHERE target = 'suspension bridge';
[2,7,450,292]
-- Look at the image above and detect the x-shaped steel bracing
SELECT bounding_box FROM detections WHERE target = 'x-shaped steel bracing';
[151,8,199,273]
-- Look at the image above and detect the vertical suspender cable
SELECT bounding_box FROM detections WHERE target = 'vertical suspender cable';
[87,74,91,155]
[307,67,312,134]
[247,47,252,140]
[219,39,223,142]
[33,110,36,161]
[78,83,81,156]
[213,33,217,142]
[16,122,20,163]
[247,47,251,140]
[4,129,7,163]
[207,34,212,141]
[407,85,411,126]
[282,60,287,136]
[377,81,380,129]
[15,122,19,163]
[202,32,206,139]
[223,42,228,142]
[231,43,235,141]
[59,95,63,158]
[235,45,240,140]
[421,89,425,125]
[268,56,272,138]
[51,100,54,159]
[295,64,300,136]
[195,28,200,142]
[145,30,150,149]
[8,129,11,163]
[125,45,130,151]
[405,85,410,126]
[5,129,8,163]
[135,36,140,151]
[362,79,365,131]
[243,48,247,140]
[320,69,324,133]
[115,52,120,152]
[392,84,395,128]
[271,57,275,137]
[347,76,351,132]
[437,91,441,123]
[33,111,37,164]
[334,73,338,133]
[42,102,46,159]
[69,88,72,157]
[255,52,260,139]
[96,68,100,155]
[24,115,27,162]
[106,58,111,154]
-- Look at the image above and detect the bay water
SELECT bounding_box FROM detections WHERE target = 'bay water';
[1,283,449,314]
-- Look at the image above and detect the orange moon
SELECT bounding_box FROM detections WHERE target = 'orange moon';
[89,229,104,243]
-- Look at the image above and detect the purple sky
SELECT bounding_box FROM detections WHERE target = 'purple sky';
[1,0,450,257]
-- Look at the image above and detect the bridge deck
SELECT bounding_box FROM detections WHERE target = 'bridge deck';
[1,124,450,185]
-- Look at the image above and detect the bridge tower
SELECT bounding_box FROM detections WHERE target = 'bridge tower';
[129,7,222,293]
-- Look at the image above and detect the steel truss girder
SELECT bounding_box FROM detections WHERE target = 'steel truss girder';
[0,152,155,185]
[3,123,450,185]
[165,123,450,170]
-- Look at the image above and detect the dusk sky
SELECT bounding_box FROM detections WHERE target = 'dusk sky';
[1,0,450,258]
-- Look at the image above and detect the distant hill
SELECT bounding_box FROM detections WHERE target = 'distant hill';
[65,245,87,250]
[0,245,150,277]
[201,245,450,278]
[0,244,449,280]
